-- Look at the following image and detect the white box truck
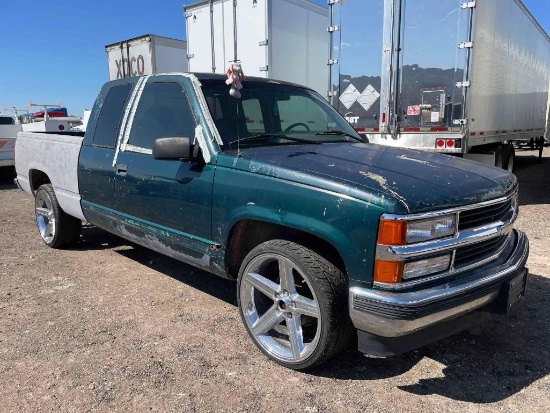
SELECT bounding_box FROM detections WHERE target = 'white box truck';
[327,0,550,170]
[105,34,188,81]
[183,0,329,96]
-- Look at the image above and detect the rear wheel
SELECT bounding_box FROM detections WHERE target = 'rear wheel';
[237,240,353,370]
[35,184,82,248]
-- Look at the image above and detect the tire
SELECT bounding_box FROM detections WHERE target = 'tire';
[35,184,82,248]
[237,239,353,370]
[503,144,515,173]
[494,145,504,169]
[538,137,544,164]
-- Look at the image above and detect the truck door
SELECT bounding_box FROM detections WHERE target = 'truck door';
[114,81,214,241]
[79,82,134,211]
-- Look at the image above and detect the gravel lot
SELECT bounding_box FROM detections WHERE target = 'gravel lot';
[1,148,549,413]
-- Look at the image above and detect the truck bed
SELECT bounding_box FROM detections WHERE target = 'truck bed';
[15,131,85,221]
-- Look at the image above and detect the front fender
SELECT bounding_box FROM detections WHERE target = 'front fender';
[212,166,384,285]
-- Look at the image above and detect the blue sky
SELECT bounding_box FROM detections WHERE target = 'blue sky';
[0,0,548,116]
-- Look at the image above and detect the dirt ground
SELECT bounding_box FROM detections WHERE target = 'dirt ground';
[1,148,549,413]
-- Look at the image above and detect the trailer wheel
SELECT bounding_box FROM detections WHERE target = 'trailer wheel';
[503,144,515,173]
[35,184,82,248]
[494,145,504,169]
[538,137,544,164]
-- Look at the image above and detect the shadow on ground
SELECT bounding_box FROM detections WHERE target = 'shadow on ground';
[76,225,237,306]
[310,272,550,403]
[514,150,550,205]
[0,166,16,189]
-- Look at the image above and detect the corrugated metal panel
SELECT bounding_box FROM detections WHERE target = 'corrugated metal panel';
[468,0,550,135]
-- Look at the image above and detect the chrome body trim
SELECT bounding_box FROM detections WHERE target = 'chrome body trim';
[349,230,528,337]
[364,132,465,153]
[375,189,518,290]
[376,219,513,261]
[13,177,22,191]
[376,232,512,290]
[381,190,517,222]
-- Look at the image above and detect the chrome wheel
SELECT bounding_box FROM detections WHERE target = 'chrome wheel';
[240,253,321,364]
[35,189,56,244]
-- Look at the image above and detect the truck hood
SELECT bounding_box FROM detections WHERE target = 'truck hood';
[219,143,517,214]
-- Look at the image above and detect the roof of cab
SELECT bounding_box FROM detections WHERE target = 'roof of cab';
[103,72,312,91]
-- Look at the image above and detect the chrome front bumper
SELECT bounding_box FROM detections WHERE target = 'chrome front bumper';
[350,230,529,337]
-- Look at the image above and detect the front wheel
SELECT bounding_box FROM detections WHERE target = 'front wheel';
[35,184,82,248]
[237,240,353,370]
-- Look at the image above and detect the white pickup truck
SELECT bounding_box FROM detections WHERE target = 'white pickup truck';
[0,114,21,168]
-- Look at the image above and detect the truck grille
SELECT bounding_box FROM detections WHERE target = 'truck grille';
[454,235,510,268]
[458,198,513,231]
[375,191,518,291]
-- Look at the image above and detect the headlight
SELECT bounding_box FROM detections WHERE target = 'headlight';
[403,254,451,280]
[377,214,457,245]
[406,215,457,244]
[374,254,452,283]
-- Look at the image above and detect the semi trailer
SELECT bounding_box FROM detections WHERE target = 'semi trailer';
[328,0,550,170]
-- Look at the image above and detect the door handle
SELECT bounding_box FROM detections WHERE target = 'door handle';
[116,164,127,176]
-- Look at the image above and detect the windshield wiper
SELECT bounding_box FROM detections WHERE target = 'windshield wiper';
[314,130,365,142]
[228,133,320,146]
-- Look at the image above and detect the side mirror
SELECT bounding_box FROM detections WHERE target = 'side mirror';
[152,137,195,160]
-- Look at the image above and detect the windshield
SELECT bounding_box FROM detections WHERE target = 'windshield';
[200,79,363,149]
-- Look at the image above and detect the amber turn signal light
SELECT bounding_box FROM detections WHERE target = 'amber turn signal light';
[377,220,407,245]
[374,260,404,283]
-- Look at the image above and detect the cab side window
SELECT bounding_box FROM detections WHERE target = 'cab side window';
[93,83,133,148]
[128,82,196,150]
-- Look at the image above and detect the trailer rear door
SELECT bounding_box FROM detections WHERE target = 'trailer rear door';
[332,0,470,133]
[331,0,383,130]
[397,0,469,130]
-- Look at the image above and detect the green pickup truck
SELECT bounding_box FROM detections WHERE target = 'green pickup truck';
[15,73,529,369]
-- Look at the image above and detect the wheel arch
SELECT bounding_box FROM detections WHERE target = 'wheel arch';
[29,169,51,195]
[224,218,349,280]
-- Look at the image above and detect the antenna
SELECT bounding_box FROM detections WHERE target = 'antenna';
[237,101,240,157]
[210,0,216,73]
[233,0,238,61]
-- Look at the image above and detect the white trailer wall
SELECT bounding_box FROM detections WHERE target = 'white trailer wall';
[152,36,189,74]
[107,37,154,80]
[236,0,269,78]
[184,0,328,95]
[468,0,550,137]
[270,0,328,97]
[106,35,188,81]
